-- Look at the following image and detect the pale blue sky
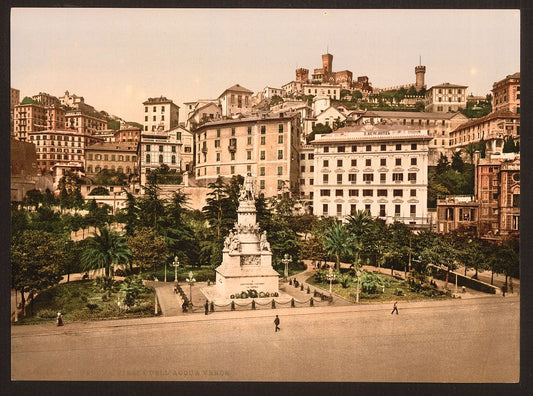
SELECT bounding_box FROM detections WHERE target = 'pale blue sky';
[11,8,520,123]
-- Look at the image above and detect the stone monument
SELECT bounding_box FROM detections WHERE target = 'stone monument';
[214,173,279,299]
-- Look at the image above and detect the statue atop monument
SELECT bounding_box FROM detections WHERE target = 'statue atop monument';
[239,172,256,202]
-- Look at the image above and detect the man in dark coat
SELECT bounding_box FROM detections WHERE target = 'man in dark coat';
[391,301,399,315]
[274,315,280,332]
[204,300,209,315]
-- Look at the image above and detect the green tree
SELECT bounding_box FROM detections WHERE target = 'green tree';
[436,154,450,174]
[324,221,354,271]
[11,230,64,316]
[81,227,131,278]
[420,237,458,290]
[312,123,332,135]
[127,227,169,274]
[451,151,465,173]
[24,189,43,210]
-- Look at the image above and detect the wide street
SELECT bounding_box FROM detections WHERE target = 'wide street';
[11,295,519,382]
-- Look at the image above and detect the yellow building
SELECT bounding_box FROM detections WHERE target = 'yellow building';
[85,142,138,178]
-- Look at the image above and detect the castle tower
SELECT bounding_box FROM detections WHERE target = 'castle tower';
[322,53,333,74]
[415,64,426,91]
[296,68,309,84]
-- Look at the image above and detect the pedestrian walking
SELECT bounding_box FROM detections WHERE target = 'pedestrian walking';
[391,301,399,315]
[274,315,280,332]
[502,285,507,297]
[509,279,514,294]
[56,312,64,326]
[204,300,209,315]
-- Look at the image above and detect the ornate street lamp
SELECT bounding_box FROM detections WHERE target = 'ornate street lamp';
[326,266,336,296]
[172,256,180,283]
[281,254,291,280]
[186,271,196,308]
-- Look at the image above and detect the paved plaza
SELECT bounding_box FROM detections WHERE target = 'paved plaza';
[11,295,519,382]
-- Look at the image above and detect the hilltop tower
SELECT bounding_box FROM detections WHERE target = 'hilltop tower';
[415,59,426,91]
[296,68,309,84]
[322,53,333,74]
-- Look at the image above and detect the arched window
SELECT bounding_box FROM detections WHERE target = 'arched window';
[146,154,151,163]
[171,155,176,164]
[126,166,131,174]
[95,166,101,173]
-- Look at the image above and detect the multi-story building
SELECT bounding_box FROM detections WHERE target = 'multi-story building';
[168,125,194,172]
[194,112,302,197]
[114,127,141,144]
[32,92,60,107]
[492,72,520,114]
[46,105,67,130]
[310,124,431,227]
[28,129,102,173]
[13,102,47,141]
[218,84,253,117]
[449,110,520,154]
[352,110,468,165]
[298,144,315,207]
[142,96,180,132]
[11,88,20,110]
[65,109,107,135]
[185,101,221,130]
[85,142,139,178]
[139,129,183,186]
[302,84,341,100]
[475,152,520,239]
[424,83,468,113]
[436,196,479,235]
[263,87,284,99]
[281,81,303,97]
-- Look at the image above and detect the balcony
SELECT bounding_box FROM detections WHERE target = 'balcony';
[201,146,208,154]
[228,144,237,153]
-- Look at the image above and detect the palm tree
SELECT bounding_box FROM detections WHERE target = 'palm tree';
[324,221,354,271]
[346,210,373,238]
[81,227,131,278]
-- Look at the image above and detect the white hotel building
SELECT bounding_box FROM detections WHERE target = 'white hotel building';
[311,124,432,227]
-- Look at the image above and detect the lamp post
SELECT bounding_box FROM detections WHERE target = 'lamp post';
[186,271,196,307]
[281,254,291,280]
[356,269,361,303]
[172,256,180,282]
[164,261,167,283]
[326,266,336,296]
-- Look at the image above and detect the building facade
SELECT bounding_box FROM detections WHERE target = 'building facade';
[436,196,479,234]
[311,124,431,227]
[218,84,254,117]
[302,84,341,100]
[114,127,141,143]
[168,126,194,172]
[194,113,302,197]
[142,96,180,132]
[139,129,183,185]
[13,103,48,141]
[491,72,520,114]
[65,109,107,135]
[85,142,139,178]
[11,88,20,110]
[32,92,60,107]
[424,83,468,113]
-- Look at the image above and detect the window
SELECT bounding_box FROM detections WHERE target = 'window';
[380,205,386,217]
[216,129,221,137]
[260,151,265,160]
[247,126,252,135]
[338,146,345,153]
[366,145,371,152]
[261,136,266,145]
[145,116,148,122]
[159,145,163,152]
[171,155,176,164]
[380,158,386,166]
[348,189,358,197]
[231,127,235,136]
[377,189,387,197]
[216,166,220,175]
[261,125,266,134]
[153,116,156,121]
[393,173,403,182]
[363,189,373,197]
[410,205,416,217]
[351,145,357,152]
[145,107,148,112]
[323,204,329,216]
[230,152,235,161]
[214,140,221,148]
[365,159,371,167]
[365,204,371,213]
[335,189,343,197]
[350,204,357,214]
[323,174,329,184]
[396,144,402,150]
[300,153,306,160]
[410,189,416,197]
[146,144,151,151]
[411,158,417,166]
[337,174,343,184]
[363,173,374,182]
[513,194,520,208]
[278,135,284,144]
[408,173,417,182]
[278,124,283,133]
[393,189,403,197]
[230,165,235,174]
[216,152,221,162]
[159,155,163,163]
[260,180,265,189]
[395,205,401,216]
[348,173,356,183]
[380,144,386,151]
[301,166,306,173]
[247,151,252,160]
[310,179,314,185]
[278,150,283,159]
[171,146,176,153]
[146,154,151,163]
[395,158,401,166]
[351,159,357,167]
[277,166,283,175]
[337,159,343,167]
[308,153,314,160]
[277,180,284,189]
[260,167,265,176]
[320,189,331,197]
[324,146,329,153]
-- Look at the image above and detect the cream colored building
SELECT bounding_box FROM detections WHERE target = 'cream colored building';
[311,124,431,227]
[194,112,302,197]
[218,84,254,117]
[142,96,180,132]
[85,142,138,178]
[139,129,183,185]
[424,83,467,112]
[302,84,342,100]
[32,92,60,107]
[492,72,520,114]
[281,81,303,97]
[65,109,107,135]
[168,125,194,172]
[185,101,221,130]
